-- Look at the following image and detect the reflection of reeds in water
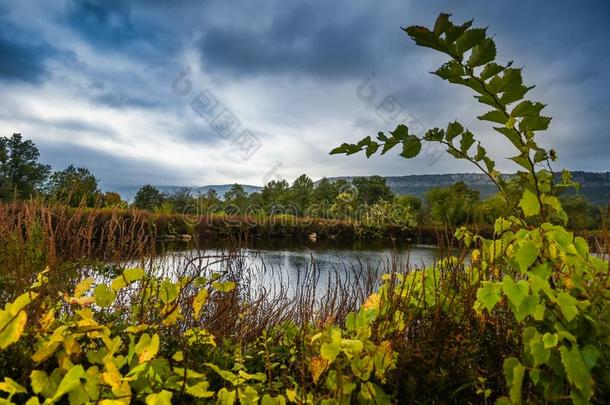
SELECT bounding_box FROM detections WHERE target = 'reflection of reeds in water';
[142,247,394,342]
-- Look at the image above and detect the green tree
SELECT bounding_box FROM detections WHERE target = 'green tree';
[261,180,290,213]
[290,174,314,215]
[224,184,248,214]
[134,185,165,211]
[561,195,602,230]
[46,165,101,207]
[352,176,393,206]
[103,191,125,208]
[166,188,194,215]
[0,133,50,200]
[426,181,479,226]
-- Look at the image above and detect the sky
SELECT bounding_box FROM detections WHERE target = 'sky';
[0,0,609,188]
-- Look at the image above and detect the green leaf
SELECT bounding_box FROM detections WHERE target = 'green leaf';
[320,342,341,362]
[560,345,594,399]
[217,388,237,405]
[515,295,538,322]
[404,25,446,53]
[511,101,545,117]
[502,276,529,308]
[519,189,540,217]
[503,357,524,404]
[433,13,452,35]
[528,333,550,366]
[515,241,539,273]
[468,38,496,67]
[581,345,601,370]
[146,390,173,405]
[480,63,505,81]
[519,116,551,132]
[434,61,465,80]
[542,333,558,349]
[93,284,116,308]
[459,131,475,153]
[445,121,464,141]
[51,365,85,402]
[478,110,508,124]
[400,136,421,159]
[556,292,578,321]
[455,28,487,55]
[423,128,444,141]
[211,280,236,293]
[159,279,179,303]
[476,281,502,312]
[186,382,214,398]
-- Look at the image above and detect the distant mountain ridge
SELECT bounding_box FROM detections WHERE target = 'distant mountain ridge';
[104,171,609,206]
[326,171,610,206]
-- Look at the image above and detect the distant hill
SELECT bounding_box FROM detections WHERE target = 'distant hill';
[104,171,609,206]
[326,171,610,206]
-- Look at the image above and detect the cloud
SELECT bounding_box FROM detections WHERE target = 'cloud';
[0,0,608,188]
[0,19,59,83]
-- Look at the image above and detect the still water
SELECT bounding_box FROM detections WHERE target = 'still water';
[155,239,440,300]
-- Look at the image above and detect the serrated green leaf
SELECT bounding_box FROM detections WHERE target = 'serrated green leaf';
[455,28,487,55]
[423,128,444,141]
[459,131,475,153]
[400,136,421,159]
[468,37,496,67]
[560,345,593,399]
[511,101,545,117]
[518,116,551,132]
[480,63,505,81]
[478,110,508,124]
[445,121,464,141]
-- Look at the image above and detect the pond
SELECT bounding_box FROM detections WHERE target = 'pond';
[152,239,442,302]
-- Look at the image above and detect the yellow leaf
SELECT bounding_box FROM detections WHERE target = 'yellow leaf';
[309,356,328,383]
[74,278,94,298]
[362,293,380,312]
[0,310,27,350]
[193,289,208,318]
[0,377,27,395]
[146,390,173,405]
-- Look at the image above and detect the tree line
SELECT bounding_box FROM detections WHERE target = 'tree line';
[1,133,603,230]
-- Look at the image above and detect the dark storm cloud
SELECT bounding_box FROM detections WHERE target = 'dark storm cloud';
[0,15,59,83]
[197,1,404,80]
[64,0,137,47]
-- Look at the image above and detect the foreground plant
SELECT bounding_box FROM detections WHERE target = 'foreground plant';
[0,262,397,404]
[332,12,609,404]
